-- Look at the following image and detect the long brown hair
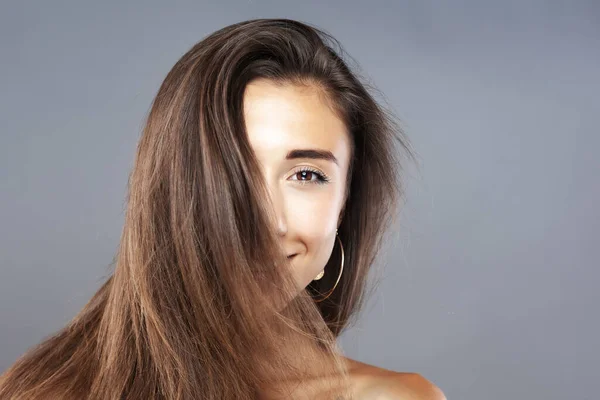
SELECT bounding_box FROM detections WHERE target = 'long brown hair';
[0,18,416,399]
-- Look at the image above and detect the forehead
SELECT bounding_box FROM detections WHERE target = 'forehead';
[242,79,350,162]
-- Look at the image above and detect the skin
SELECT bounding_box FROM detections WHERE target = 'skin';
[243,78,350,291]
[243,79,445,400]
[343,357,446,399]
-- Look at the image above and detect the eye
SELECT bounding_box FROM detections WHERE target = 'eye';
[289,167,330,185]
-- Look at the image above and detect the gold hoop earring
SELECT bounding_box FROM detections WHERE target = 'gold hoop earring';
[313,229,344,303]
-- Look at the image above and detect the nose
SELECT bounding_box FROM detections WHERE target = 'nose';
[267,185,287,236]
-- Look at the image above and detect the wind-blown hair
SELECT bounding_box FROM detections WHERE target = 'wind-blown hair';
[0,18,416,399]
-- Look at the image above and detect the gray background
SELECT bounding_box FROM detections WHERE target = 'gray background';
[1,1,598,399]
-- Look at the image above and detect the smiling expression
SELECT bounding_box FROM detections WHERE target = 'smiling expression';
[243,78,351,290]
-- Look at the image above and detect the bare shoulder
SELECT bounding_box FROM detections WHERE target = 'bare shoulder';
[343,357,446,400]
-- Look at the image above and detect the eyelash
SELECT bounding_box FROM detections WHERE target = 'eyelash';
[290,167,330,185]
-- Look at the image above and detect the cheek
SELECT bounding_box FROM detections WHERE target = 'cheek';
[291,177,344,218]
[288,188,339,240]
[285,189,340,282]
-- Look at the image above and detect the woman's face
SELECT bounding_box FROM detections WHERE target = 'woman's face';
[243,79,351,291]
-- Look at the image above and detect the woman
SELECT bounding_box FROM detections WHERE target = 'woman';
[0,18,445,399]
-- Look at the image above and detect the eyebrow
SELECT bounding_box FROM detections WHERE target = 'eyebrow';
[285,149,339,166]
